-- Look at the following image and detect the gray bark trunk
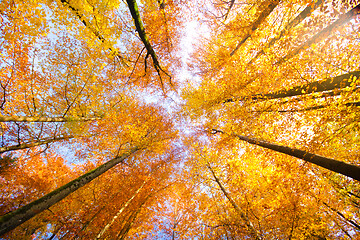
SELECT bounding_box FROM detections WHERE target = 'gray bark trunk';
[60,0,127,64]
[230,0,280,56]
[94,180,146,240]
[0,135,75,154]
[223,71,360,103]
[248,0,324,65]
[211,129,360,181]
[0,148,138,236]
[0,116,100,122]
[206,164,261,240]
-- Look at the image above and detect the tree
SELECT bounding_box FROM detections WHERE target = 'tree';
[1,0,360,238]
[0,99,176,237]
[0,147,138,235]
[211,128,360,181]
[182,0,360,238]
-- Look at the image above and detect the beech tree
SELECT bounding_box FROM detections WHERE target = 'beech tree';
[1,0,360,239]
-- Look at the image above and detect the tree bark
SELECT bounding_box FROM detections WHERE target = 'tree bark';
[206,164,261,240]
[117,206,141,240]
[248,0,324,65]
[60,0,127,65]
[0,135,75,154]
[230,0,280,56]
[211,129,360,181]
[94,180,146,240]
[321,201,360,231]
[0,147,138,236]
[255,101,360,113]
[0,116,101,122]
[276,4,360,65]
[126,0,169,89]
[223,71,360,103]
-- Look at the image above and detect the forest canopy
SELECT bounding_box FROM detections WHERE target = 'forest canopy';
[0,0,359,239]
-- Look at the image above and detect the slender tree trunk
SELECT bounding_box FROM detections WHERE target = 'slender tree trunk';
[126,0,159,69]
[230,0,280,56]
[0,147,138,236]
[126,0,169,89]
[248,0,324,65]
[59,0,127,65]
[116,196,148,240]
[72,185,131,239]
[211,129,360,181]
[117,207,141,240]
[47,226,62,240]
[206,164,261,240]
[223,71,360,103]
[94,180,146,240]
[0,135,75,154]
[276,4,360,65]
[321,201,360,230]
[0,116,101,122]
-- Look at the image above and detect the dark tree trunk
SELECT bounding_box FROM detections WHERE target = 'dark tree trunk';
[223,71,360,103]
[60,0,127,64]
[211,129,360,181]
[0,148,138,236]
[126,0,170,89]
[248,0,324,65]
[0,116,101,122]
[206,163,261,240]
[0,135,75,154]
[230,0,280,56]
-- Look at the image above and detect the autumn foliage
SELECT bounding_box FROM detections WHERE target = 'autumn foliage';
[0,0,359,239]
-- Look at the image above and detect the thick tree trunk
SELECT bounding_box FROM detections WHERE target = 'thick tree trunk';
[0,148,138,236]
[94,180,146,240]
[248,0,324,65]
[276,4,360,65]
[230,0,280,56]
[0,135,75,154]
[0,116,100,122]
[255,101,360,113]
[223,71,360,103]
[211,129,360,181]
[206,164,261,240]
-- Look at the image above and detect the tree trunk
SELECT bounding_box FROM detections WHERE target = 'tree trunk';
[0,135,75,154]
[60,0,127,65]
[276,4,360,65]
[211,129,360,181]
[0,148,138,236]
[230,0,280,56]
[223,71,360,103]
[248,0,324,65]
[71,184,132,239]
[206,164,261,240]
[126,0,169,89]
[94,180,146,240]
[255,101,360,113]
[0,116,101,122]
[116,196,148,240]
[321,201,360,230]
